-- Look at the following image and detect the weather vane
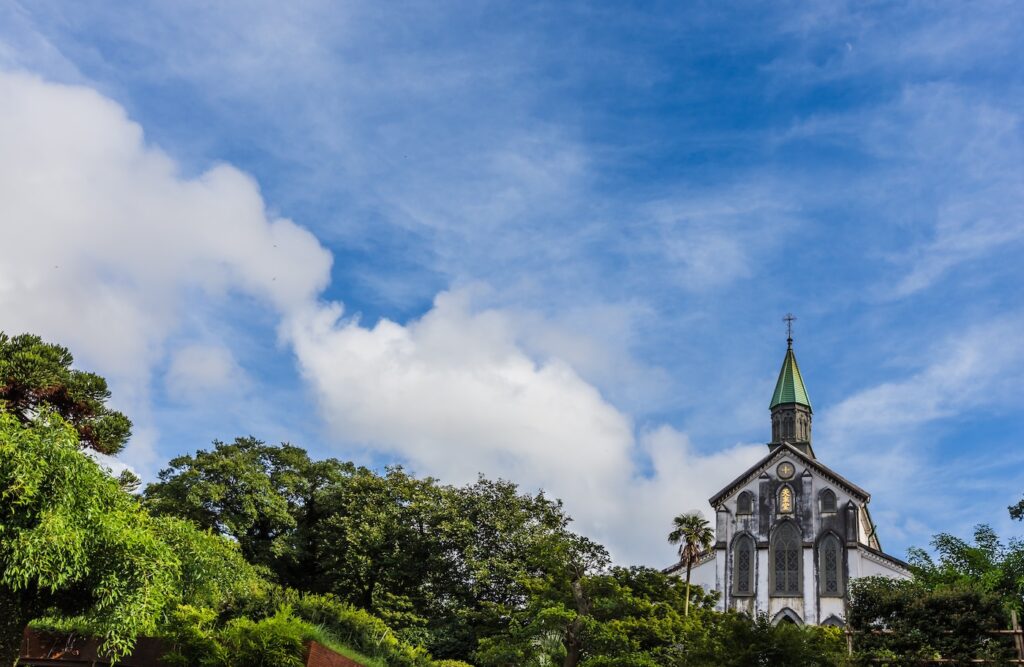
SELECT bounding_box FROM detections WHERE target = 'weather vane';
[783,313,796,348]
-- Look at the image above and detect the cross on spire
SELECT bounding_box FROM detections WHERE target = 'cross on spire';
[783,313,796,348]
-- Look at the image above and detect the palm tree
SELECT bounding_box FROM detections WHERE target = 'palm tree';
[668,511,715,616]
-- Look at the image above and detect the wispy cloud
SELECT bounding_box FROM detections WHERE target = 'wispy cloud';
[3,1,1024,563]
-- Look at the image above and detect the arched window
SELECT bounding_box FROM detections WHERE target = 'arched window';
[772,522,801,595]
[737,491,753,515]
[820,488,837,514]
[772,608,803,626]
[818,534,844,596]
[733,534,755,595]
[778,485,794,514]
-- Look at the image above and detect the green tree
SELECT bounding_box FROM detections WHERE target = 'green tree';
[475,558,721,667]
[151,515,270,616]
[430,477,575,658]
[144,437,347,572]
[1011,497,1024,522]
[667,512,715,616]
[908,524,1024,611]
[847,576,1013,665]
[0,411,176,664]
[0,332,131,455]
[684,611,845,667]
[144,444,587,662]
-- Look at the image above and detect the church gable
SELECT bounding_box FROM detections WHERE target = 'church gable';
[709,443,869,511]
[710,445,867,549]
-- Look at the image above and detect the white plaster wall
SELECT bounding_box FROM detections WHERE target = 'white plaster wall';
[756,547,769,614]
[819,596,846,624]
[802,546,816,624]
[856,550,911,580]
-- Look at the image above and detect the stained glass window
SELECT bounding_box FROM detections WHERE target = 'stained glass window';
[772,522,801,594]
[819,535,843,595]
[734,535,753,594]
[779,486,793,513]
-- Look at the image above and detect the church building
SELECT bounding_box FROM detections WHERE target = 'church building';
[668,330,910,626]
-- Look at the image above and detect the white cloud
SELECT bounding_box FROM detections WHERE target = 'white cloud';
[286,289,763,563]
[823,317,1024,437]
[816,317,1024,553]
[165,343,245,399]
[0,68,751,564]
[0,70,332,469]
[287,291,635,512]
[641,186,802,291]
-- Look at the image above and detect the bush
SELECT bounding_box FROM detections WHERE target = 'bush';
[160,605,226,667]
[680,611,847,667]
[219,609,308,667]
[161,599,450,667]
[292,593,435,666]
[847,576,1015,666]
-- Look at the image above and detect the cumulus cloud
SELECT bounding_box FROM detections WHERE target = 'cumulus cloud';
[0,68,754,564]
[286,289,763,563]
[165,343,246,399]
[0,70,332,468]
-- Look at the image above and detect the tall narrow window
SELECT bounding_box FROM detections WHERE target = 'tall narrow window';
[772,522,801,595]
[737,491,753,515]
[778,485,794,513]
[820,489,837,514]
[819,534,843,596]
[733,535,754,595]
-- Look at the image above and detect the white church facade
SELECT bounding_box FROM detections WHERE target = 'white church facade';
[666,332,910,626]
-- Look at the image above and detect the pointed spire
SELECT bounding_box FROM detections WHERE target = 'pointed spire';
[769,316,814,455]
[770,346,812,411]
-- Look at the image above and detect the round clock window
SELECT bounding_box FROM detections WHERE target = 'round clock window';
[777,462,795,479]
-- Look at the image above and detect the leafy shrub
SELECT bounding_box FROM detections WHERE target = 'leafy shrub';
[292,593,434,666]
[160,602,446,667]
[219,609,309,667]
[0,411,177,663]
[847,576,1015,666]
[678,611,847,667]
[160,605,226,667]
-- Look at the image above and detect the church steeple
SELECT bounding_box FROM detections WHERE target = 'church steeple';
[769,315,814,457]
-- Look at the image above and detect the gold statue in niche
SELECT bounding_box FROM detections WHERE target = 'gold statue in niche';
[779,486,793,513]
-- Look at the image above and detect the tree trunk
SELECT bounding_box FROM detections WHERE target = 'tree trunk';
[0,592,28,667]
[562,631,582,667]
[684,560,693,616]
[562,575,589,667]
[361,570,378,611]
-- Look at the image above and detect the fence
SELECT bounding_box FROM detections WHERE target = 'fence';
[846,609,1024,664]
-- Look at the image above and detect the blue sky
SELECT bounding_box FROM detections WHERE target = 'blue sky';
[1,0,1023,565]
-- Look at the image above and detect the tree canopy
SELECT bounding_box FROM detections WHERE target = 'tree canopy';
[907,524,1024,612]
[0,332,131,455]
[0,411,174,664]
[6,329,1024,667]
[668,512,715,617]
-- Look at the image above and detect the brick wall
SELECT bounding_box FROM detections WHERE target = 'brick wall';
[305,641,366,667]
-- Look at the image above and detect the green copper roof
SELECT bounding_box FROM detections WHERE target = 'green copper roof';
[770,345,812,411]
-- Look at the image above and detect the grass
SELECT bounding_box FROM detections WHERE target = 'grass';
[302,622,388,667]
